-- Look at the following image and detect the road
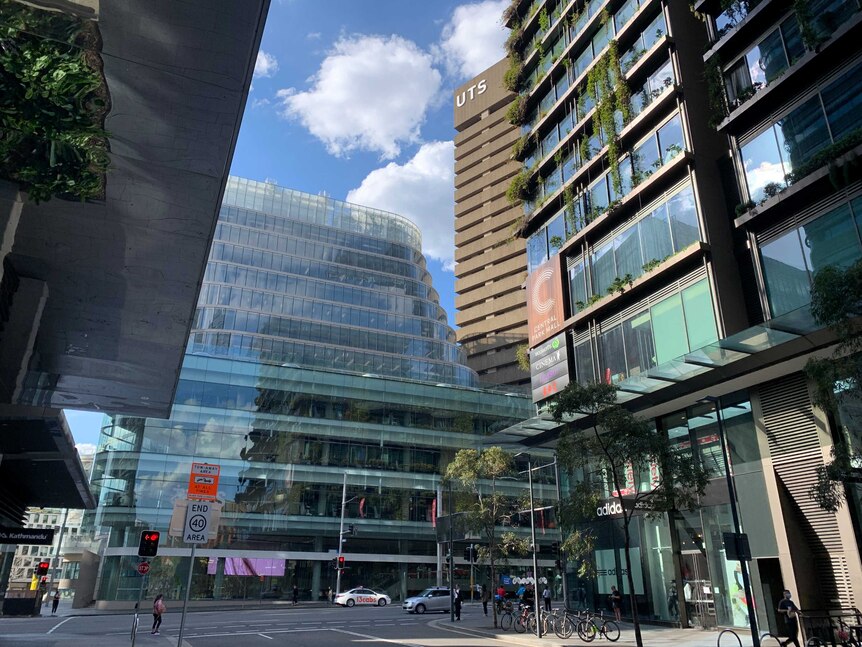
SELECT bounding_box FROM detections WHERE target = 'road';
[0,604,511,647]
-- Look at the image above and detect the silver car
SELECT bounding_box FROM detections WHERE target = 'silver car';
[402,587,451,614]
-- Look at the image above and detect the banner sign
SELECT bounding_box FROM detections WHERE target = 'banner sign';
[526,257,565,347]
[0,526,54,545]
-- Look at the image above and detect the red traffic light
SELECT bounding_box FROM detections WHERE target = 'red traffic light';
[138,530,161,557]
[36,561,50,576]
[337,556,345,568]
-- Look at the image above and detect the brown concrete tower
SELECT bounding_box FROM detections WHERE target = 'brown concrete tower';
[453,59,530,387]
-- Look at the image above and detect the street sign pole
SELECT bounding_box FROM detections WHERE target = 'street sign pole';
[131,569,147,647]
[176,544,195,647]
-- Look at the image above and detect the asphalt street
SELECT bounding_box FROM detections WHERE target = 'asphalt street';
[0,603,758,647]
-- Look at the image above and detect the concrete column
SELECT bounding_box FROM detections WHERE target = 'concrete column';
[0,180,24,288]
[311,535,323,600]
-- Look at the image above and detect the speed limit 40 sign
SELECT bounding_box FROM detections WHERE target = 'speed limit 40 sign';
[183,501,213,544]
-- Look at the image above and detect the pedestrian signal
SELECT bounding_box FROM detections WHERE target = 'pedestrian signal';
[338,555,345,569]
[138,530,161,558]
[36,561,49,576]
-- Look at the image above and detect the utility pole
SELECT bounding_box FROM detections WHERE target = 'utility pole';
[553,456,568,609]
[448,478,454,623]
[336,473,347,596]
[527,459,542,638]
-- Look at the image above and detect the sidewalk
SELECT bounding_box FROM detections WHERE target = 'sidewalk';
[430,604,756,647]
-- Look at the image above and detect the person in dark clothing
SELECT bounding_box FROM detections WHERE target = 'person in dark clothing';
[454,587,462,621]
[777,590,802,647]
[292,585,299,605]
[481,584,491,616]
[51,591,60,615]
[522,583,536,610]
[610,585,623,622]
[151,594,165,635]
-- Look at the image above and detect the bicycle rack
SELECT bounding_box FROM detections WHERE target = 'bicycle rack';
[717,629,743,647]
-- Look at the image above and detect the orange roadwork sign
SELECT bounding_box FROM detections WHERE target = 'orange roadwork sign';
[188,462,220,500]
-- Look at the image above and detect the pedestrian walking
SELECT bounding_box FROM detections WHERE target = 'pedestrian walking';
[610,585,623,622]
[51,590,60,615]
[292,584,299,605]
[327,587,333,605]
[151,594,166,635]
[777,590,803,647]
[454,586,462,621]
[481,583,491,616]
[542,585,551,612]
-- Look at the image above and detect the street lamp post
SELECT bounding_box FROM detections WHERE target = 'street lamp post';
[525,458,542,638]
[336,473,359,597]
[553,457,568,609]
[701,396,760,647]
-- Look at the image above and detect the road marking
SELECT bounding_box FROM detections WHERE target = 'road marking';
[330,627,425,647]
[258,634,273,640]
[47,617,73,634]
[181,628,321,638]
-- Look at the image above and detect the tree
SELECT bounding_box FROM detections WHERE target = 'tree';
[549,382,709,647]
[444,447,527,627]
[804,261,862,511]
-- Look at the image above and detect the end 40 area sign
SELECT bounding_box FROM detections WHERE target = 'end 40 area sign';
[183,501,214,544]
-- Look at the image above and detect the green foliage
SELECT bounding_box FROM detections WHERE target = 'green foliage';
[607,274,634,296]
[503,54,523,93]
[586,41,630,194]
[0,3,109,203]
[505,169,535,205]
[504,95,528,126]
[444,447,518,627]
[734,200,756,216]
[704,55,728,129]
[505,20,523,56]
[538,7,550,32]
[550,382,710,644]
[804,260,862,511]
[793,0,825,50]
[515,344,531,372]
[511,133,533,161]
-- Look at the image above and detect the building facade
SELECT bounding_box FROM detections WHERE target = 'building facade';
[454,61,531,387]
[86,178,537,604]
[500,0,862,634]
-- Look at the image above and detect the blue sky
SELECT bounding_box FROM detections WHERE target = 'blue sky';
[67,0,509,450]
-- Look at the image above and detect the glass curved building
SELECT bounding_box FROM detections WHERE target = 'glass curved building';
[87,178,534,604]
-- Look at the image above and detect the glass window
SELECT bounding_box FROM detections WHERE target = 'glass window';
[799,203,862,275]
[667,186,699,250]
[725,58,752,107]
[643,11,667,50]
[809,0,861,43]
[593,20,613,54]
[740,127,785,202]
[623,311,655,377]
[614,156,634,201]
[544,165,562,197]
[614,219,644,280]
[562,149,578,182]
[527,230,549,271]
[776,95,831,175]
[657,114,685,163]
[576,46,594,79]
[681,280,718,351]
[780,16,806,65]
[748,28,788,88]
[542,126,560,157]
[649,58,675,96]
[592,240,616,296]
[633,136,661,180]
[639,204,673,264]
[569,256,589,310]
[547,211,567,254]
[615,0,638,31]
[589,175,610,217]
[575,340,595,384]
[821,61,862,141]
[651,294,688,363]
[599,325,627,383]
[760,230,810,317]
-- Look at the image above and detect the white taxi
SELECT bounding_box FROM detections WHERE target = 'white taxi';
[335,587,391,607]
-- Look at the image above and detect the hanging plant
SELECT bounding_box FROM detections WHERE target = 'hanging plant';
[539,7,550,33]
[511,133,533,161]
[793,0,825,50]
[586,41,630,195]
[0,2,109,203]
[505,20,524,56]
[705,55,728,129]
[506,169,536,205]
[505,95,529,126]
[503,54,524,92]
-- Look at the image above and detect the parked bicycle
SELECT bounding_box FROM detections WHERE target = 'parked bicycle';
[806,619,862,647]
[578,609,621,642]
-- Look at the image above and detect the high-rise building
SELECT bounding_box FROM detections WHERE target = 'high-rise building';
[497,0,862,632]
[87,178,535,605]
[453,61,531,387]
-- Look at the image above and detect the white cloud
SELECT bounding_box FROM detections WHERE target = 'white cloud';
[254,50,279,78]
[347,141,456,270]
[436,0,508,80]
[277,35,441,159]
[76,443,97,455]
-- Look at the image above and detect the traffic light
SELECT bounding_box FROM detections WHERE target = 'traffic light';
[35,561,49,576]
[463,545,477,562]
[138,530,160,558]
[337,555,345,570]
